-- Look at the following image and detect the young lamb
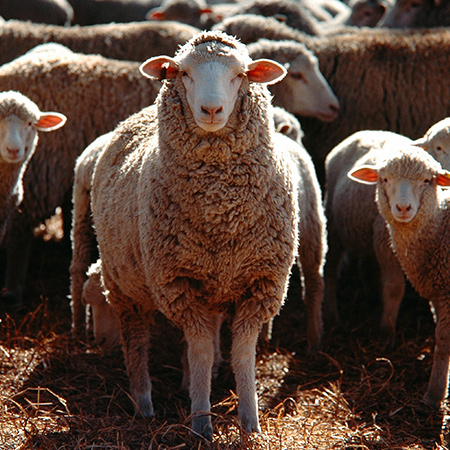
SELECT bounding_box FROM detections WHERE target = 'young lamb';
[378,0,450,28]
[0,91,66,249]
[324,130,413,339]
[348,145,450,409]
[90,30,300,438]
[247,39,340,121]
[273,106,304,144]
[0,44,163,311]
[0,19,200,66]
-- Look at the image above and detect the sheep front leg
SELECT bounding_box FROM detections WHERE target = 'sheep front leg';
[424,302,450,409]
[232,283,282,434]
[183,315,216,440]
[119,308,154,418]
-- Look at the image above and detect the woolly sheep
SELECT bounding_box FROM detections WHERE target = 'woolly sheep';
[0,19,200,66]
[0,0,74,25]
[0,91,65,250]
[378,0,450,28]
[324,130,414,338]
[237,0,323,35]
[292,28,450,175]
[349,145,450,409]
[414,117,450,169]
[247,39,340,121]
[90,30,300,438]
[0,44,163,310]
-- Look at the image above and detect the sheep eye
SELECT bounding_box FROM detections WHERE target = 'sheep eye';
[383,177,388,183]
[424,178,431,184]
[290,72,305,81]
[181,71,189,77]
[436,146,443,151]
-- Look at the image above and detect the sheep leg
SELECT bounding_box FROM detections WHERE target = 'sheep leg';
[424,303,450,409]
[297,257,324,354]
[183,316,216,440]
[2,224,33,308]
[118,307,154,418]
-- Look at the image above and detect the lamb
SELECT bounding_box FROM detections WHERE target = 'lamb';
[0,0,74,25]
[0,19,200,66]
[0,44,164,311]
[378,0,450,28]
[90,30,300,438]
[348,145,450,409]
[247,39,340,121]
[0,91,66,251]
[323,130,414,339]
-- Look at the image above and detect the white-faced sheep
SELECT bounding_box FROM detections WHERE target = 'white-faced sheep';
[414,117,450,169]
[90,30,300,438]
[0,44,163,310]
[348,145,450,409]
[0,19,200,66]
[325,0,391,28]
[0,0,74,25]
[378,0,450,28]
[324,130,413,339]
[247,39,340,121]
[0,91,66,253]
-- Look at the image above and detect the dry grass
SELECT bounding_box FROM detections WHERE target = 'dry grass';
[0,214,449,449]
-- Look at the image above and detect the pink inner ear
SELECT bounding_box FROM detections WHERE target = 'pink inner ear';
[350,167,379,183]
[148,10,165,20]
[247,61,285,83]
[36,114,65,129]
[436,172,450,186]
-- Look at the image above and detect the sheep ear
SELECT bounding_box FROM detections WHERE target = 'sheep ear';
[276,123,291,135]
[436,170,450,187]
[140,56,179,80]
[413,138,428,149]
[146,8,165,20]
[247,59,287,85]
[35,112,67,132]
[347,166,379,185]
[200,7,213,14]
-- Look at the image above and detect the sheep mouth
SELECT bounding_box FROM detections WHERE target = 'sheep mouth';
[316,110,339,122]
[392,212,416,223]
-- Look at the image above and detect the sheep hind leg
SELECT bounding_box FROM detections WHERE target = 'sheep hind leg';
[118,307,154,418]
[424,304,450,410]
[183,316,216,440]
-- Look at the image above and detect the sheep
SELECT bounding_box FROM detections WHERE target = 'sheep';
[247,39,340,121]
[0,44,164,311]
[323,130,414,339]
[273,106,304,144]
[0,0,74,25]
[90,30,300,438]
[414,117,450,169]
[68,0,160,25]
[0,91,66,260]
[82,259,121,351]
[290,28,450,177]
[0,19,200,67]
[236,0,323,35]
[377,0,450,28]
[348,145,450,409]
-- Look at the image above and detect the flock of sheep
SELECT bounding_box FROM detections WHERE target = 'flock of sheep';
[1,0,450,441]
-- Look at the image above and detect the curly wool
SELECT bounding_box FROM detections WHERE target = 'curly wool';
[0,91,41,123]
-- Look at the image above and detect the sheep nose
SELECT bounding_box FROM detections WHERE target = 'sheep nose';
[201,105,223,120]
[396,204,412,214]
[6,147,20,157]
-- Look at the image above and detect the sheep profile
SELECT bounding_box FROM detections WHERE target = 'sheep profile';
[348,145,450,409]
[0,91,66,253]
[91,30,300,439]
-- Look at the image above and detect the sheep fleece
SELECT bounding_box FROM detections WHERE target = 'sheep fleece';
[91,80,299,329]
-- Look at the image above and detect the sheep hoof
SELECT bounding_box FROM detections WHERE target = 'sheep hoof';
[135,394,154,419]
[423,392,443,411]
[0,291,24,312]
[192,414,213,441]
[240,415,261,434]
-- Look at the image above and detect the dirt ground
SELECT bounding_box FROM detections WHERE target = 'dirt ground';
[0,213,448,450]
